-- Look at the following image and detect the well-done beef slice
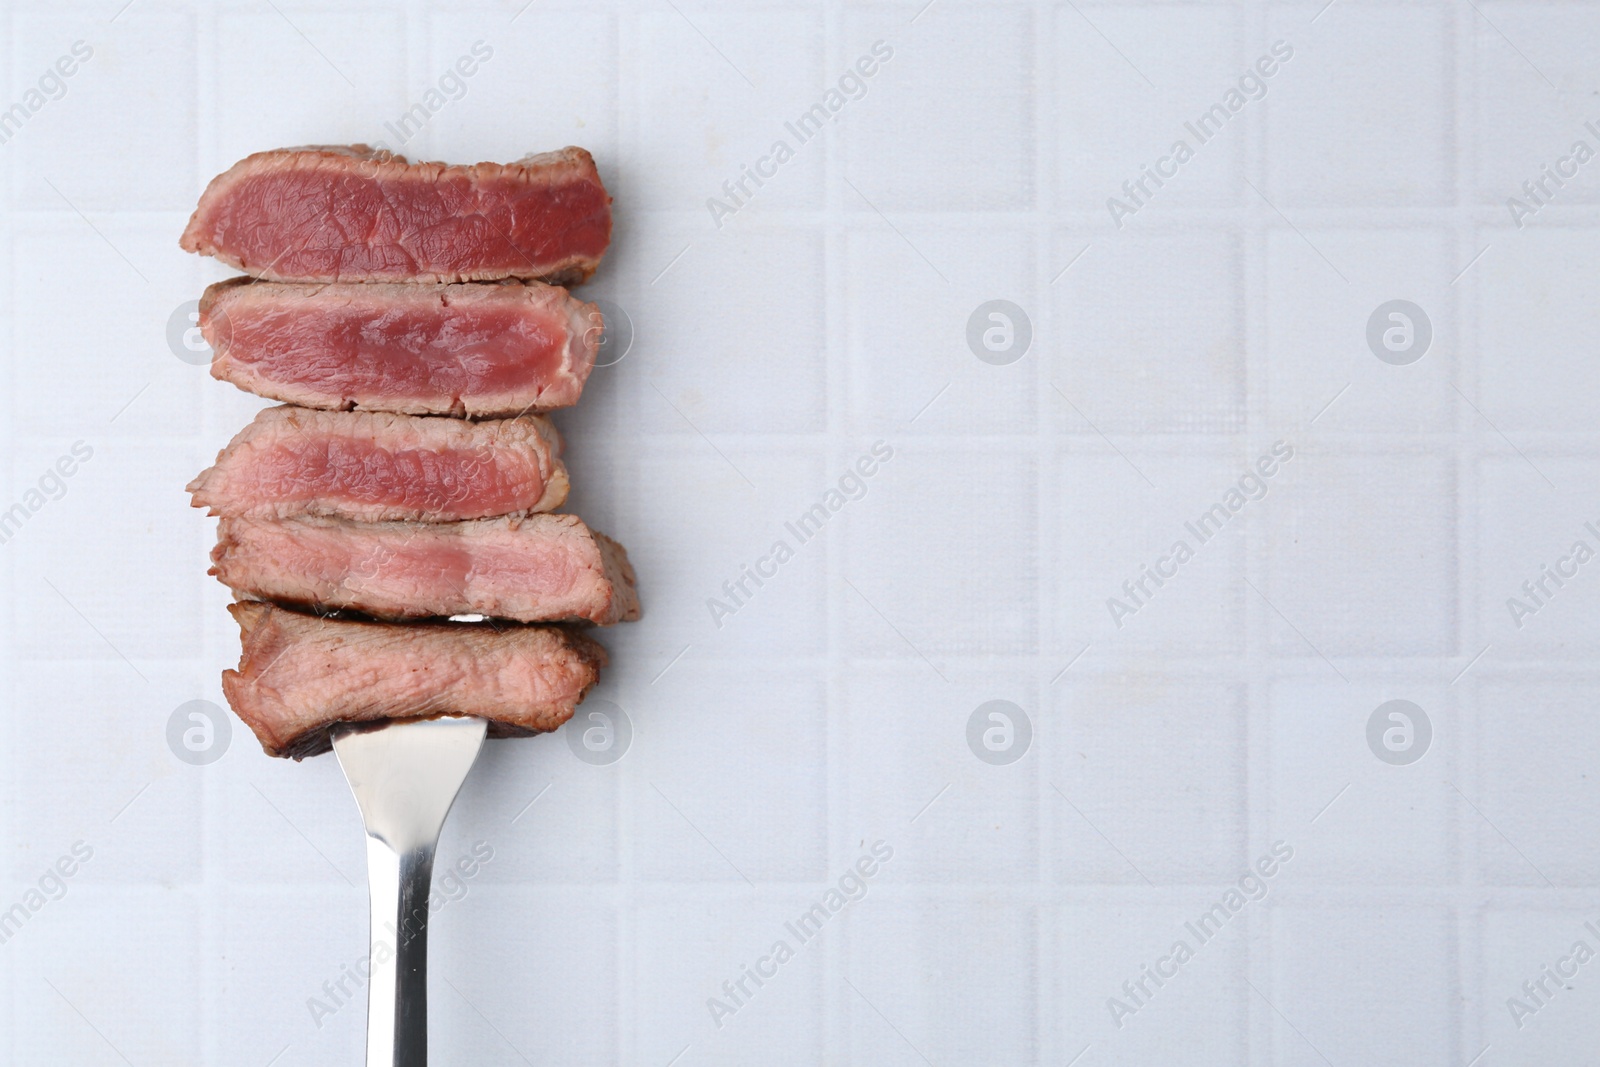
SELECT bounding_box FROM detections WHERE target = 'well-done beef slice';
[222,601,607,758]
[180,145,611,284]
[189,406,568,523]
[200,277,601,417]
[211,513,640,625]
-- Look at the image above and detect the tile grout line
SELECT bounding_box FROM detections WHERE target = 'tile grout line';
[1,4,13,1061]
[194,3,221,1063]
[822,0,850,1054]
[1452,5,1477,1063]
[1244,5,1270,1062]
[1032,0,1055,1060]
[614,9,641,1063]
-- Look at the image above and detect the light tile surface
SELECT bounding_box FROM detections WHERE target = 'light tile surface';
[0,1,1594,1063]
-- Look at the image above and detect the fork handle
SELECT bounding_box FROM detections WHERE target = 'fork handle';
[363,836,437,1067]
[333,715,486,1067]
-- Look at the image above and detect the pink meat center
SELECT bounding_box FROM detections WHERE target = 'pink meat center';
[213,168,610,280]
[229,303,565,401]
[254,439,535,514]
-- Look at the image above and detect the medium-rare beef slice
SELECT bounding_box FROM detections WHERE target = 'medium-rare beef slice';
[179,145,611,284]
[211,513,640,625]
[222,601,607,759]
[188,406,568,523]
[199,277,601,417]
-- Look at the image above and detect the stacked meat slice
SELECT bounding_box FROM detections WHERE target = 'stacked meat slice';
[181,145,636,758]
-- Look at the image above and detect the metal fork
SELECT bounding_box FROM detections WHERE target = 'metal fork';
[332,716,488,1067]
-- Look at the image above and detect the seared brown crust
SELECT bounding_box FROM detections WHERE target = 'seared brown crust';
[593,531,639,611]
[222,601,608,759]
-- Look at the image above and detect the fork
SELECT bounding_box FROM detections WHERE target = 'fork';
[332,716,488,1067]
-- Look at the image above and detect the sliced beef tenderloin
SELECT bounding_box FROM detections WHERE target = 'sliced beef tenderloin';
[180,145,611,284]
[222,601,607,758]
[189,406,568,523]
[200,278,601,417]
[211,514,640,625]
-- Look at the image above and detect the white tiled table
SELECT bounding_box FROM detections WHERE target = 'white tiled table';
[3,2,1598,1064]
